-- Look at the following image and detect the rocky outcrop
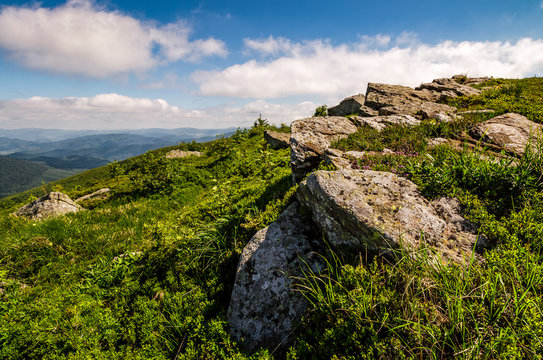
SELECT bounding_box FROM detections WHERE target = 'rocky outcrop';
[228,202,320,351]
[16,192,82,220]
[363,82,457,119]
[290,116,357,182]
[264,130,290,149]
[417,77,482,98]
[470,113,542,156]
[352,114,420,131]
[328,94,366,116]
[165,150,203,158]
[75,188,110,202]
[297,170,483,264]
[364,83,439,110]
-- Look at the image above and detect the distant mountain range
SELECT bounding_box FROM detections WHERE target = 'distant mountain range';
[0,127,236,197]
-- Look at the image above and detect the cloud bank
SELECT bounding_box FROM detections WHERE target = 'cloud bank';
[193,36,543,98]
[0,0,226,78]
[0,94,316,130]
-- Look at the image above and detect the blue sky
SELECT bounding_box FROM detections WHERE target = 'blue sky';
[0,0,542,129]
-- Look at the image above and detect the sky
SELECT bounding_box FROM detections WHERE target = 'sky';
[0,0,542,130]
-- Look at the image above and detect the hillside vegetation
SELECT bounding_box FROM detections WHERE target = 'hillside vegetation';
[1,78,543,359]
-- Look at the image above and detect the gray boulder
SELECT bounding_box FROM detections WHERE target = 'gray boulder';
[328,94,366,116]
[16,192,82,220]
[470,113,542,156]
[264,130,290,149]
[364,83,440,111]
[417,77,481,98]
[228,202,320,351]
[452,74,491,85]
[290,116,357,182]
[297,170,483,264]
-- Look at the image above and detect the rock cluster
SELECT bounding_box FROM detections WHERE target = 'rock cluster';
[229,75,543,352]
[16,192,81,220]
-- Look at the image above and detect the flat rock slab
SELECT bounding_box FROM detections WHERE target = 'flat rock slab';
[352,114,420,131]
[290,116,357,182]
[75,188,110,202]
[297,170,483,264]
[16,192,82,220]
[228,202,320,351]
[165,150,203,158]
[264,130,290,149]
[470,113,542,156]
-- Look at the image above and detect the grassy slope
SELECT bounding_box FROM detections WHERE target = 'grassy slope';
[2,79,543,359]
[0,126,292,359]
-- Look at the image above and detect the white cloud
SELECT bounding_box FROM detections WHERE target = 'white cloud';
[358,34,391,48]
[541,1,543,8]
[0,0,226,78]
[244,36,295,56]
[193,36,543,98]
[0,94,317,130]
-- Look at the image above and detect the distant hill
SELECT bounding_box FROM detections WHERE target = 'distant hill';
[0,127,236,197]
[0,156,80,197]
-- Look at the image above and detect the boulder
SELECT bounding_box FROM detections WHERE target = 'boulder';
[328,94,365,116]
[297,170,484,264]
[452,74,491,85]
[352,114,420,131]
[264,130,290,149]
[417,77,481,98]
[16,192,82,220]
[228,202,321,351]
[470,113,543,156]
[165,150,203,158]
[290,117,358,182]
[75,188,110,202]
[364,83,440,110]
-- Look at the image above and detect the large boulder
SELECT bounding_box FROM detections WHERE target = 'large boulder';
[470,113,543,156]
[364,82,457,119]
[297,170,484,264]
[364,83,440,110]
[264,130,290,149]
[417,77,482,98]
[290,116,358,182]
[328,94,367,116]
[228,202,320,351]
[16,192,82,220]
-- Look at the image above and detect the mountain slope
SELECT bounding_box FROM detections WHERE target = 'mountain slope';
[1,78,543,359]
[0,156,81,197]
